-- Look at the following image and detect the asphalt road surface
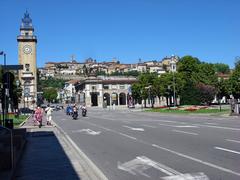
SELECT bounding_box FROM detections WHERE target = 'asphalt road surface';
[53,108,240,180]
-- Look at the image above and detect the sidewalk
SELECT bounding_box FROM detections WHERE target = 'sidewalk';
[13,115,108,180]
[13,116,80,180]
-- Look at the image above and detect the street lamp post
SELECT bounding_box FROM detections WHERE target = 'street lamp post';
[0,51,7,127]
[173,72,176,107]
[170,55,176,107]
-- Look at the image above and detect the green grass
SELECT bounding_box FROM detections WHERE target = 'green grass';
[0,114,29,127]
[146,107,230,115]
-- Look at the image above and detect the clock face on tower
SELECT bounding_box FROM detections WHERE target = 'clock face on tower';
[23,45,32,54]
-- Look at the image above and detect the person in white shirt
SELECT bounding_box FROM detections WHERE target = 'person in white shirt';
[45,104,53,125]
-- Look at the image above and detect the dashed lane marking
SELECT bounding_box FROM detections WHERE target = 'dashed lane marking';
[226,139,240,144]
[214,147,240,155]
[123,125,145,131]
[172,130,199,136]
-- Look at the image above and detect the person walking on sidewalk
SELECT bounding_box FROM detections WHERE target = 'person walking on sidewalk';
[45,104,53,125]
[34,106,43,128]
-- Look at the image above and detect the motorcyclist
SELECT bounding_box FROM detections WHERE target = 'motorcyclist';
[81,103,87,117]
[72,104,78,119]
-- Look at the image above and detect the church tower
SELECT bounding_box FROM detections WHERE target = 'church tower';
[17,11,37,105]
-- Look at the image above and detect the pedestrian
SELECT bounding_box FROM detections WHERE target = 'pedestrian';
[45,104,53,125]
[34,106,43,128]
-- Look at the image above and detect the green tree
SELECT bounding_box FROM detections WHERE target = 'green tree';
[177,56,201,79]
[213,63,230,74]
[195,63,218,85]
[38,77,66,92]
[216,78,230,110]
[43,88,58,103]
[132,72,158,107]
[229,65,240,99]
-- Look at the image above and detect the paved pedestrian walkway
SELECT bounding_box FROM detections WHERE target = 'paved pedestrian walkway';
[13,115,81,180]
[13,113,107,180]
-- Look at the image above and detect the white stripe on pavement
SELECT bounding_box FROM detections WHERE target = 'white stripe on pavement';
[193,124,240,131]
[79,120,240,177]
[141,124,156,128]
[175,125,198,128]
[226,139,240,144]
[214,147,240,155]
[205,123,218,125]
[151,144,240,177]
[172,130,198,136]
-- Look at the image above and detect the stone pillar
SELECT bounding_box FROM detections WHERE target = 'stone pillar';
[126,95,128,107]
[118,93,120,106]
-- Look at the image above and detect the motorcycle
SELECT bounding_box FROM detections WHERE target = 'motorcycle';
[72,111,78,120]
[82,108,87,117]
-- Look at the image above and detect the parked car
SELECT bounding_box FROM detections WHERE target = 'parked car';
[19,108,34,114]
[41,104,47,110]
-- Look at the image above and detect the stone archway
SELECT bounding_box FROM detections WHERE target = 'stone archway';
[103,93,110,106]
[119,92,126,105]
[111,93,118,105]
[91,92,98,106]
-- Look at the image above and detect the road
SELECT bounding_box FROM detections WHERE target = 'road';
[53,108,240,180]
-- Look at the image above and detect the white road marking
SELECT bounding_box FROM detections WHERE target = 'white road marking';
[118,156,180,177]
[151,144,240,177]
[118,132,137,140]
[214,147,240,155]
[79,120,240,177]
[172,130,199,136]
[226,139,240,144]
[123,125,145,131]
[159,124,198,128]
[141,124,156,128]
[175,125,198,128]
[158,123,177,127]
[205,122,218,125]
[162,172,209,180]
[159,120,188,124]
[79,120,138,140]
[72,129,101,135]
[193,124,240,131]
[118,156,209,179]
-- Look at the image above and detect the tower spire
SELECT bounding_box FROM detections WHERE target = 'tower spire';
[21,10,33,30]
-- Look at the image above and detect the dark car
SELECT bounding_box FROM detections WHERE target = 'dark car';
[19,108,34,114]
[41,104,47,110]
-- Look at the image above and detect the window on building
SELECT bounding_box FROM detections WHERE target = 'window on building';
[25,64,30,71]
[92,86,97,91]
[120,85,125,89]
[25,32,29,36]
[103,85,109,89]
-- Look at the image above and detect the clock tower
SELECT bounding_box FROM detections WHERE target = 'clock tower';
[17,11,37,105]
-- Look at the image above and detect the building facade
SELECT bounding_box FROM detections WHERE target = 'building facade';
[17,11,37,104]
[69,77,138,107]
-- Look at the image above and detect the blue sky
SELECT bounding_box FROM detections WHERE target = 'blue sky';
[0,0,239,68]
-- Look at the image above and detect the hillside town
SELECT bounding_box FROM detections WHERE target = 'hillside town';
[38,55,178,107]
[38,55,179,79]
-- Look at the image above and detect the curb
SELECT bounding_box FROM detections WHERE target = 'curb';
[53,122,108,180]
[19,115,32,127]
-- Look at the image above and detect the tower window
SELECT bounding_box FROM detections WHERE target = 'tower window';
[25,32,29,36]
[25,64,30,71]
